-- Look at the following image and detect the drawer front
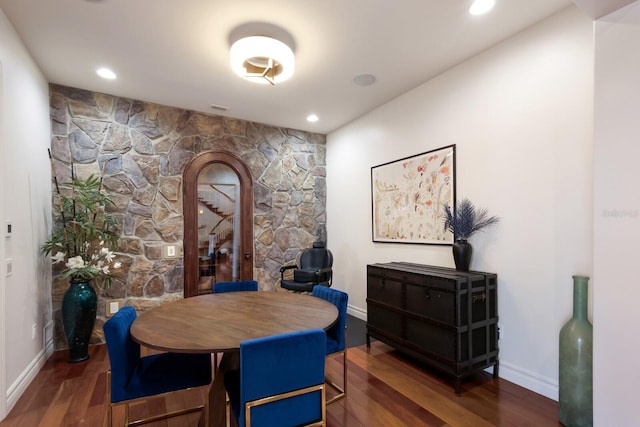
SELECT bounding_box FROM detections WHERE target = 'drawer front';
[405,283,455,325]
[367,271,402,308]
[405,318,456,362]
[367,305,402,338]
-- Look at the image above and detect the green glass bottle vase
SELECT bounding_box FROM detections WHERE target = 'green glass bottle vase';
[558,275,593,427]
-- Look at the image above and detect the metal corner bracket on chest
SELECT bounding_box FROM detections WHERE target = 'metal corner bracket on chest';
[366,262,499,395]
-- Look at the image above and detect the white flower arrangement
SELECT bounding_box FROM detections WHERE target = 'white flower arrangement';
[41,168,121,286]
[51,241,122,282]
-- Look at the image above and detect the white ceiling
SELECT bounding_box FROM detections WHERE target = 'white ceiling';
[0,0,577,134]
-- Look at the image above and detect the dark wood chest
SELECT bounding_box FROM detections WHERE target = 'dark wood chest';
[366,262,499,394]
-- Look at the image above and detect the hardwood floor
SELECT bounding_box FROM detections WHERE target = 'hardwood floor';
[0,341,560,426]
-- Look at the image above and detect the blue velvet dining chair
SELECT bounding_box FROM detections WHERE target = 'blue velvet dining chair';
[103,306,212,426]
[212,280,259,293]
[224,329,327,427]
[312,285,348,404]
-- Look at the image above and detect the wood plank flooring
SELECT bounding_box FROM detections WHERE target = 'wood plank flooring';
[0,341,560,426]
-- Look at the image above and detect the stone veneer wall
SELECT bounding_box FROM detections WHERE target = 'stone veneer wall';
[49,84,327,349]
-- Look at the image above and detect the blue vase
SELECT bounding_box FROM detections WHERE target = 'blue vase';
[61,278,97,363]
[559,275,593,426]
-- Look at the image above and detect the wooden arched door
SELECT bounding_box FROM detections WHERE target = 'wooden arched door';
[183,151,254,297]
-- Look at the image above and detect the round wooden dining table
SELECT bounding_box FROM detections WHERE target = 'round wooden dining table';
[130,291,339,427]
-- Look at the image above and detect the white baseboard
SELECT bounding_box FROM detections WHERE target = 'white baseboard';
[6,346,50,412]
[346,305,366,321]
[5,329,54,414]
[495,360,559,401]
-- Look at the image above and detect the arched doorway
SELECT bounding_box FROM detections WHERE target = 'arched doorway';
[183,151,254,297]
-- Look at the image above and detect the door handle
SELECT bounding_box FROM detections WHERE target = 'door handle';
[244,253,251,260]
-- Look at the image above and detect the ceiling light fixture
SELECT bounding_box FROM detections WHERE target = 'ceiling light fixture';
[230,36,294,85]
[306,114,319,123]
[469,0,495,16]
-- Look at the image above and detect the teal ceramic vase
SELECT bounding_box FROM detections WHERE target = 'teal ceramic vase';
[559,275,593,427]
[61,278,97,363]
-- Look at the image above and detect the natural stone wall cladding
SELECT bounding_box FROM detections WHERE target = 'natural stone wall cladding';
[49,84,327,349]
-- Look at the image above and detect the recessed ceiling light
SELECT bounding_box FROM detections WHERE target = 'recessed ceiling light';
[469,0,495,16]
[306,114,319,123]
[96,68,116,80]
[353,74,376,87]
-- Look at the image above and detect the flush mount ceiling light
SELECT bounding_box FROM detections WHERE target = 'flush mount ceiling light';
[230,36,294,85]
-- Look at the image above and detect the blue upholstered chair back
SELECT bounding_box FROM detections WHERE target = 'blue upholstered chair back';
[103,306,140,402]
[232,329,326,427]
[213,280,259,293]
[103,306,212,405]
[312,286,348,354]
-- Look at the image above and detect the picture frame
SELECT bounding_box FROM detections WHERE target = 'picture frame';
[371,144,456,245]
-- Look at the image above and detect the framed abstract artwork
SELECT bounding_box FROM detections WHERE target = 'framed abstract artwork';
[371,144,456,244]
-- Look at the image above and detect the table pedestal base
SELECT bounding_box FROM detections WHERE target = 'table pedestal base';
[208,351,239,427]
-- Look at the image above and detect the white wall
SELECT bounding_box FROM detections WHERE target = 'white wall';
[6,0,638,422]
[0,8,52,420]
[593,2,640,425]
[327,5,593,400]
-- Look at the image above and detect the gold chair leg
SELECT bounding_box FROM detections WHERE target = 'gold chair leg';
[106,367,208,427]
[245,384,326,426]
[326,328,347,405]
[124,402,130,426]
[325,350,347,404]
[127,405,204,427]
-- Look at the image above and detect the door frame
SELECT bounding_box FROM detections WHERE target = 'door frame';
[182,151,254,298]
[0,61,6,420]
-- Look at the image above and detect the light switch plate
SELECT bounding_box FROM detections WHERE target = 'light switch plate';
[163,244,179,258]
[106,299,123,317]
